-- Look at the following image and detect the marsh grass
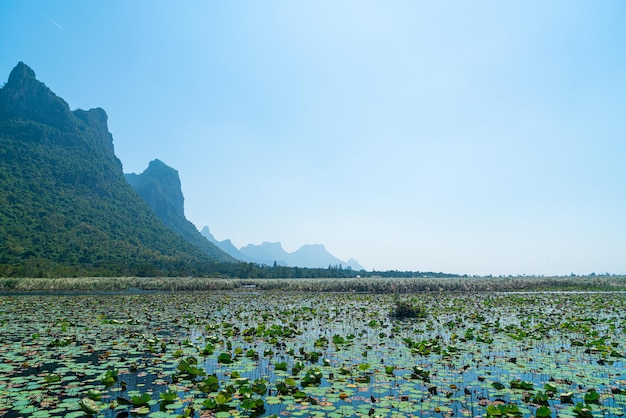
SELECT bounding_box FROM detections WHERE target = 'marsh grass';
[1,275,625,293]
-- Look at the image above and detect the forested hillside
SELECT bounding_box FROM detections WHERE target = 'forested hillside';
[125,159,234,262]
[0,62,231,277]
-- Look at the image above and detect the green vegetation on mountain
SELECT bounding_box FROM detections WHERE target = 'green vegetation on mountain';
[0,62,460,279]
[125,159,234,262]
[0,62,230,277]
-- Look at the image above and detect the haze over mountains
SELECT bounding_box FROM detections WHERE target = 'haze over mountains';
[124,159,232,262]
[124,158,364,270]
[201,227,364,270]
[0,62,364,276]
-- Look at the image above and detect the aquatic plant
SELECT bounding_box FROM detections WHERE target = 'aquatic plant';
[0,289,625,417]
[391,297,428,319]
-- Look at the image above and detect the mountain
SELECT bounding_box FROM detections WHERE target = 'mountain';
[200,227,253,262]
[240,242,289,266]
[231,237,364,270]
[0,62,229,277]
[201,225,365,271]
[125,160,233,262]
[290,244,364,270]
[345,258,365,271]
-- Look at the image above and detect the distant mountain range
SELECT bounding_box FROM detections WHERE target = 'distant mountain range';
[201,227,364,270]
[0,62,233,277]
[123,159,364,270]
[124,160,232,262]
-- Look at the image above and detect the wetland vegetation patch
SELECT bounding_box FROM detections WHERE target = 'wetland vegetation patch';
[0,290,625,417]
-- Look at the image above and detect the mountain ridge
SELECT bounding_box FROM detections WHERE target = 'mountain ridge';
[125,160,233,262]
[0,61,365,277]
[0,62,230,276]
[200,227,254,262]
[201,228,364,270]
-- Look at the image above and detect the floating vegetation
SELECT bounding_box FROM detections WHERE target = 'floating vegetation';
[0,289,625,417]
[391,297,428,319]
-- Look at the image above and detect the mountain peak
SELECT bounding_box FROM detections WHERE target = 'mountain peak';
[200,226,217,243]
[144,159,180,179]
[148,158,168,169]
[201,226,230,246]
[73,107,114,152]
[299,244,326,250]
[0,62,231,276]
[1,61,74,130]
[125,159,184,220]
[7,62,37,84]
[259,241,285,250]
[124,162,233,262]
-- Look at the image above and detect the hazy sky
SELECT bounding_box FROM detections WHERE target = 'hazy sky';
[2,1,625,276]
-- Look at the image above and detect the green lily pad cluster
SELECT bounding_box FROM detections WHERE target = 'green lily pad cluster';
[0,289,625,417]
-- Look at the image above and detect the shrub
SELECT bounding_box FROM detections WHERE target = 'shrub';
[391,298,427,319]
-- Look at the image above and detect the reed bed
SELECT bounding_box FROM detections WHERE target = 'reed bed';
[1,275,625,293]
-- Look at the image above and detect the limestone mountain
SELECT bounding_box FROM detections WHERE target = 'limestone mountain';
[0,62,230,277]
[240,242,290,267]
[200,227,253,262]
[290,244,364,270]
[125,160,232,262]
[220,236,364,270]
[344,258,365,271]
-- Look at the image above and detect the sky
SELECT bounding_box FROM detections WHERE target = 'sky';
[1,1,625,276]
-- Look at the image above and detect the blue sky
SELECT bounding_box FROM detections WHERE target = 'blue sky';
[2,1,625,275]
